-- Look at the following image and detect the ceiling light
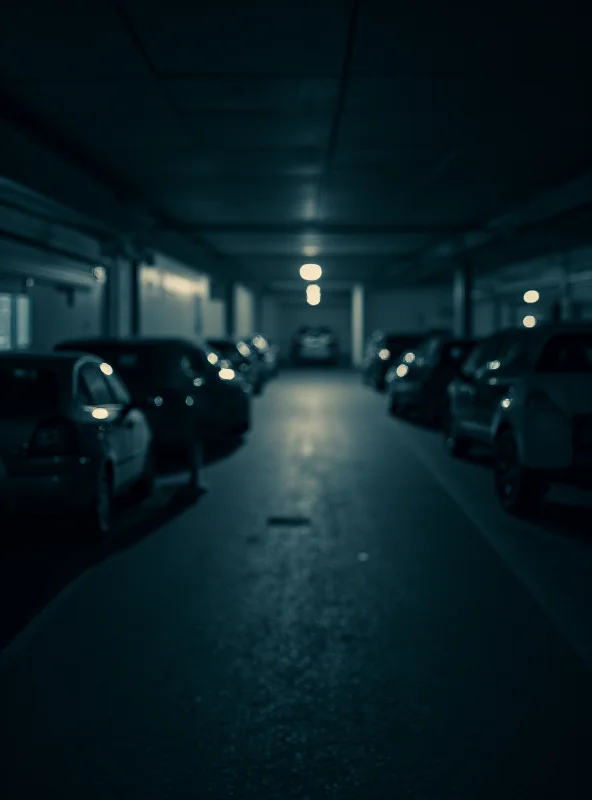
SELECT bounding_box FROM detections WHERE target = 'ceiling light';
[300,263,322,281]
[303,245,319,258]
[307,295,321,306]
[523,290,540,304]
[523,315,537,328]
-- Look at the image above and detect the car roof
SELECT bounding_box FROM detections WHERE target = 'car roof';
[0,349,102,373]
[57,336,201,350]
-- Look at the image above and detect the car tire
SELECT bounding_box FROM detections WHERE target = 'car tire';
[131,446,155,503]
[81,463,114,542]
[444,412,471,458]
[494,429,548,515]
[387,395,399,416]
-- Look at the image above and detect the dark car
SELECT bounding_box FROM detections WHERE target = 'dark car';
[246,333,280,379]
[54,338,251,486]
[0,351,153,538]
[205,337,266,394]
[291,326,339,365]
[361,332,425,391]
[386,337,477,425]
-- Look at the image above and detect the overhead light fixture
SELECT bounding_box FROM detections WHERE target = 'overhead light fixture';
[523,315,537,328]
[303,245,319,258]
[300,263,322,281]
[523,290,540,304]
[306,283,321,306]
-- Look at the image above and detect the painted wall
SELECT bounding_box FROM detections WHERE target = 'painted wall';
[260,294,281,341]
[139,264,208,340]
[364,288,453,339]
[202,297,226,338]
[233,284,256,338]
[276,298,352,358]
[31,282,103,349]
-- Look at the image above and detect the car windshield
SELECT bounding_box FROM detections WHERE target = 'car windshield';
[0,364,62,411]
[535,334,592,374]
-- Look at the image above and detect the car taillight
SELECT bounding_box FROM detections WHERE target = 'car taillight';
[526,389,561,412]
[29,416,80,456]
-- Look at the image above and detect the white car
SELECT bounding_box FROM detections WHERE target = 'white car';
[445,324,592,514]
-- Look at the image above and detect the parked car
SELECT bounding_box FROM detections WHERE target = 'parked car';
[386,337,477,424]
[444,324,592,514]
[0,350,153,539]
[55,338,250,479]
[361,332,426,391]
[205,337,266,394]
[291,326,339,365]
[246,333,280,378]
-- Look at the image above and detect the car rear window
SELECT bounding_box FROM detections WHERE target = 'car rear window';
[535,334,592,374]
[0,364,62,411]
[60,343,172,390]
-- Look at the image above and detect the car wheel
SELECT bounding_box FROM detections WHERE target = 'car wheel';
[131,446,155,503]
[81,463,114,542]
[387,395,399,416]
[444,411,471,458]
[494,429,548,515]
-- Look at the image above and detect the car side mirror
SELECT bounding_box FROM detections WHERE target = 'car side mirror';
[120,402,136,417]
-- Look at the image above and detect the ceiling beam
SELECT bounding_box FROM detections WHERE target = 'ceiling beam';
[162,222,475,236]
[392,168,592,281]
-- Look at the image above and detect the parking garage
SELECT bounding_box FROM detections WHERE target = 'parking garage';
[1,2,592,798]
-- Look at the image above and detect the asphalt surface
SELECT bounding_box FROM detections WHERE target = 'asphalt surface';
[1,369,592,799]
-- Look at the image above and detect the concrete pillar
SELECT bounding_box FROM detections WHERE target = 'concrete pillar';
[225,283,235,338]
[351,283,365,367]
[103,258,133,337]
[130,260,140,336]
[453,263,473,338]
[558,254,574,321]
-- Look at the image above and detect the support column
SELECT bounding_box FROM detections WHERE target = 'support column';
[225,283,235,338]
[453,262,473,338]
[103,258,133,337]
[351,283,365,367]
[558,253,574,321]
[130,260,141,336]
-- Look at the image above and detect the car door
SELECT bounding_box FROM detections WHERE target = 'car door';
[473,331,528,436]
[451,339,491,432]
[102,368,149,480]
[78,361,134,490]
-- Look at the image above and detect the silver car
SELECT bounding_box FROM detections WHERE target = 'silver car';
[0,351,153,539]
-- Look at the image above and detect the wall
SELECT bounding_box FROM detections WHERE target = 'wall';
[276,298,352,358]
[31,282,103,349]
[233,284,255,338]
[202,297,226,338]
[139,264,208,340]
[260,294,281,341]
[364,288,453,338]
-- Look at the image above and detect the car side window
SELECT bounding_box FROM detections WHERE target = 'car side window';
[104,371,131,404]
[78,362,114,406]
[494,332,528,371]
[461,341,489,377]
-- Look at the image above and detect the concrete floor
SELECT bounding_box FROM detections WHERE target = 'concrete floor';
[1,369,592,799]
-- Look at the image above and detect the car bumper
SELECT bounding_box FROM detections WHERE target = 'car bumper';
[0,456,96,515]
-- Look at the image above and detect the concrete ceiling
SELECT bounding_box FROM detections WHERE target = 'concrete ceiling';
[0,1,591,291]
